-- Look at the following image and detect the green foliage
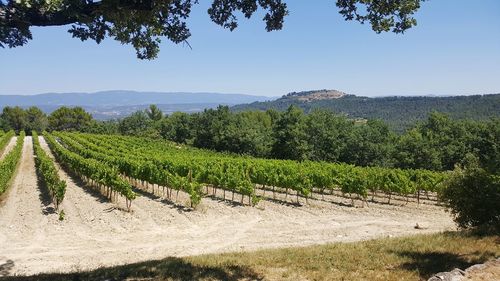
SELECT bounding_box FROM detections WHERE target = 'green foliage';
[2,104,496,174]
[0,130,15,154]
[118,111,156,137]
[440,160,500,232]
[233,93,500,133]
[191,106,273,158]
[0,131,24,195]
[54,132,446,208]
[1,1,421,59]
[0,106,27,133]
[341,119,396,167]
[395,128,442,170]
[44,132,136,209]
[272,105,310,161]
[48,107,93,132]
[159,112,193,144]
[58,210,65,221]
[25,106,49,132]
[85,120,120,135]
[146,105,163,122]
[305,110,350,162]
[32,131,66,209]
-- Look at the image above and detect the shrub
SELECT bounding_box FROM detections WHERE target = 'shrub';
[440,162,500,232]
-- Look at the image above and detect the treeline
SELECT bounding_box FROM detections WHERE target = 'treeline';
[2,104,498,173]
[114,105,499,173]
[232,93,500,132]
[0,106,93,133]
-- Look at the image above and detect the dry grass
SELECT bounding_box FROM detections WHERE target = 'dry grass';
[2,231,498,281]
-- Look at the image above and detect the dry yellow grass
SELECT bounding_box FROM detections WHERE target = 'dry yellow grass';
[2,231,498,281]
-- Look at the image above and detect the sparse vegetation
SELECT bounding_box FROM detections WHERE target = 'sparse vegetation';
[58,210,65,221]
[2,231,498,281]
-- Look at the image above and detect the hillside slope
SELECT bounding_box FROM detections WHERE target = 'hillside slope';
[232,90,500,131]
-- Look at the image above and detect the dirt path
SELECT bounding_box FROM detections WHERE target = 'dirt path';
[0,136,17,161]
[0,136,456,276]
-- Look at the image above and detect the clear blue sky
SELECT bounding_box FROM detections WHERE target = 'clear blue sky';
[1,0,499,97]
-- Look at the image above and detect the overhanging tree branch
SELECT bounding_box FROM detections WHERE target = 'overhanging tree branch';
[1,0,425,59]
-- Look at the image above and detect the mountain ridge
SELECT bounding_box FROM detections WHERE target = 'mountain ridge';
[232,90,500,131]
[0,90,274,107]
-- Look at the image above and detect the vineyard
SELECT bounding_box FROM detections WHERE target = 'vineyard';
[32,131,67,210]
[0,131,24,195]
[46,132,446,210]
[0,130,15,156]
[0,131,457,276]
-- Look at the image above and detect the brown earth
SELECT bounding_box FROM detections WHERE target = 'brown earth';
[0,136,456,276]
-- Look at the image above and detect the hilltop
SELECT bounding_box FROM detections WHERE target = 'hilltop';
[232,90,500,131]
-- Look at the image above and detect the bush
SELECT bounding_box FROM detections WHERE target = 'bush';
[440,163,500,232]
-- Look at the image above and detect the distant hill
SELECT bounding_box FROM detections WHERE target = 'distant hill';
[0,91,273,119]
[232,90,500,131]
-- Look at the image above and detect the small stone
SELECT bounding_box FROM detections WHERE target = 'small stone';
[427,268,465,281]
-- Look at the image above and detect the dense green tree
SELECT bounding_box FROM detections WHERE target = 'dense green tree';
[146,104,163,122]
[0,106,27,132]
[1,0,423,59]
[189,106,273,156]
[395,128,442,170]
[86,120,119,135]
[234,93,500,133]
[192,106,233,151]
[474,119,500,173]
[305,110,351,162]
[419,112,473,170]
[118,111,156,137]
[25,106,48,133]
[160,112,193,144]
[342,119,395,167]
[271,105,310,161]
[48,107,93,131]
[226,111,273,157]
[440,157,500,232]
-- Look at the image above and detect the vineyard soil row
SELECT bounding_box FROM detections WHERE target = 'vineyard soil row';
[0,136,16,161]
[0,136,455,276]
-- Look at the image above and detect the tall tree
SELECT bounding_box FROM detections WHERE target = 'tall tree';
[25,106,48,133]
[119,111,156,137]
[146,104,163,121]
[192,105,233,151]
[271,105,310,161]
[48,106,93,131]
[1,0,424,59]
[0,106,27,132]
[160,111,192,144]
[305,110,352,162]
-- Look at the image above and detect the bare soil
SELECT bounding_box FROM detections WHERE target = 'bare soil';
[0,136,16,161]
[0,136,456,276]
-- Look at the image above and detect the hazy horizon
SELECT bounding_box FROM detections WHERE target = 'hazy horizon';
[1,0,499,97]
[0,89,498,98]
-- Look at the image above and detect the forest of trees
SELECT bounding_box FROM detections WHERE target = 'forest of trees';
[2,104,498,174]
[232,93,500,132]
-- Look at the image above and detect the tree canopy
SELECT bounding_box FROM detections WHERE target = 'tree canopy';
[1,0,424,59]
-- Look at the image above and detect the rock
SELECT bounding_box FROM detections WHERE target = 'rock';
[414,223,428,229]
[428,268,465,281]
[464,263,487,273]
